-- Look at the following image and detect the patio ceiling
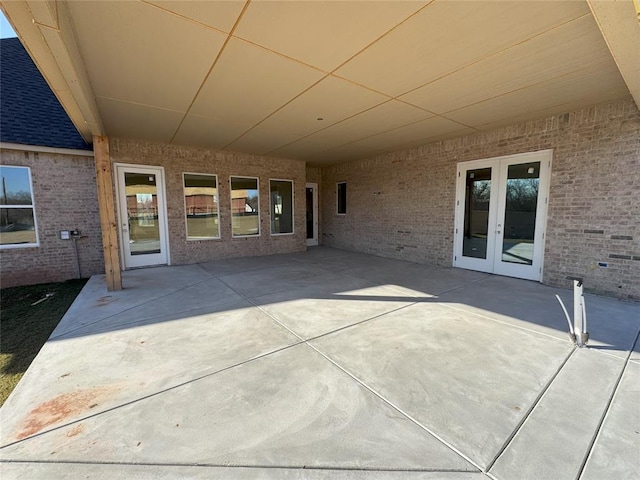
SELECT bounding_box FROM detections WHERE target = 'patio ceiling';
[2,0,640,166]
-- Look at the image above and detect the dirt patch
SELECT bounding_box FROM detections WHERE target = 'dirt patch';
[95,296,114,307]
[66,423,85,437]
[16,386,114,440]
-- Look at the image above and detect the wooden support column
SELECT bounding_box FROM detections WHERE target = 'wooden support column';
[94,135,122,291]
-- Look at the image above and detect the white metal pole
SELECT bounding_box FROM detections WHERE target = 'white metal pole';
[573,279,583,346]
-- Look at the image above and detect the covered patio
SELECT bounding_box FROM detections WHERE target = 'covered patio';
[1,248,638,479]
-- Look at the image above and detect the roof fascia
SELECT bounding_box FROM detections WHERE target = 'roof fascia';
[587,0,640,110]
[1,0,104,143]
[0,142,94,157]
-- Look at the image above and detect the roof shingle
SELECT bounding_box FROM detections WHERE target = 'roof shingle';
[0,37,91,151]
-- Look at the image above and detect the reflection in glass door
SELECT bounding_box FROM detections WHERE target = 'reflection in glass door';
[454,151,551,281]
[116,165,169,269]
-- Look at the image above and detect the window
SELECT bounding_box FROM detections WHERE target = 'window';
[0,166,39,248]
[230,176,259,237]
[337,182,347,215]
[270,179,294,235]
[183,173,220,239]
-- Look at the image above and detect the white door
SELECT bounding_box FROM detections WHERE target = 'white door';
[306,183,318,246]
[116,164,169,268]
[453,150,551,281]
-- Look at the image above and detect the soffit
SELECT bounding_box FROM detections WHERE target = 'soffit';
[6,0,635,166]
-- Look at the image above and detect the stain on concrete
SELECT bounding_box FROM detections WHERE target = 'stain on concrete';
[66,423,84,437]
[16,387,113,440]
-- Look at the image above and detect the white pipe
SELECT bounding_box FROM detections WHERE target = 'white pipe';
[573,280,583,346]
[555,294,574,335]
[582,296,587,334]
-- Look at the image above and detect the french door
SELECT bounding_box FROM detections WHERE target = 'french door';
[115,164,169,269]
[453,150,552,281]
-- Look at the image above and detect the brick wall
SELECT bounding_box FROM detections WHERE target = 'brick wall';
[109,139,307,265]
[0,148,104,288]
[320,98,640,300]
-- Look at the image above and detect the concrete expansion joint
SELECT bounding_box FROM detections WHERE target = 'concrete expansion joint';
[576,328,640,480]
[484,347,578,474]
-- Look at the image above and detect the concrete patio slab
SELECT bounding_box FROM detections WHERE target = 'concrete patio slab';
[1,247,638,479]
[254,283,420,339]
[1,345,476,472]
[581,361,640,480]
[437,274,640,358]
[489,348,625,479]
[310,301,574,469]
[0,463,485,480]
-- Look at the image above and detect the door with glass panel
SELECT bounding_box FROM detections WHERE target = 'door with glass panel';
[453,150,551,281]
[116,165,169,268]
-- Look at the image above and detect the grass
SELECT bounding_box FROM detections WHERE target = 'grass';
[0,278,88,407]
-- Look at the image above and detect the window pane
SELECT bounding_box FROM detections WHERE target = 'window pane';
[462,168,491,259]
[125,172,160,255]
[501,162,540,265]
[184,174,219,239]
[337,182,347,214]
[231,177,259,236]
[0,166,34,205]
[0,208,37,245]
[270,180,293,234]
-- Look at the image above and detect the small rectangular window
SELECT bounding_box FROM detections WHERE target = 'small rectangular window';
[230,176,260,237]
[270,179,294,235]
[337,182,347,215]
[0,166,39,248]
[183,173,220,240]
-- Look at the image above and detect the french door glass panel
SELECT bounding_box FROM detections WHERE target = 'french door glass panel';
[463,168,492,260]
[500,162,540,266]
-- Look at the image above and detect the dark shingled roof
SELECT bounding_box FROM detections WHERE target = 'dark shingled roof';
[1,37,91,151]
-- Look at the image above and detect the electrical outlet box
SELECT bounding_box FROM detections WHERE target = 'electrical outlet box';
[70,229,80,237]
[597,262,608,268]
[60,230,70,240]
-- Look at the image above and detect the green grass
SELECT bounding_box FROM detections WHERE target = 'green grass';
[0,279,88,407]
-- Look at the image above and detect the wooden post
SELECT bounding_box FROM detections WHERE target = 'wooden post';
[93,135,122,291]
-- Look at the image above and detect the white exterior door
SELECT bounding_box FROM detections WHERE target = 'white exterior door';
[116,164,169,269]
[306,183,318,246]
[453,150,551,281]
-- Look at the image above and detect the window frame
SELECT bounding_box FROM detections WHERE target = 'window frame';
[230,175,261,238]
[337,181,347,215]
[269,178,295,236]
[182,172,221,241]
[0,165,39,249]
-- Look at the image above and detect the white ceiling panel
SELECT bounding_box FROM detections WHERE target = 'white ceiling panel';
[445,66,629,128]
[189,38,325,125]
[254,76,389,137]
[399,15,613,114]
[144,0,246,33]
[68,1,226,112]
[347,116,473,152]
[172,114,253,150]
[235,1,427,72]
[97,98,184,143]
[226,124,305,155]
[335,0,591,96]
[269,100,434,158]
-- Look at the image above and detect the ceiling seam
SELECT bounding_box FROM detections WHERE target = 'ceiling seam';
[440,60,621,118]
[95,96,188,114]
[139,0,230,36]
[396,12,594,100]
[168,0,252,145]
[220,0,436,151]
